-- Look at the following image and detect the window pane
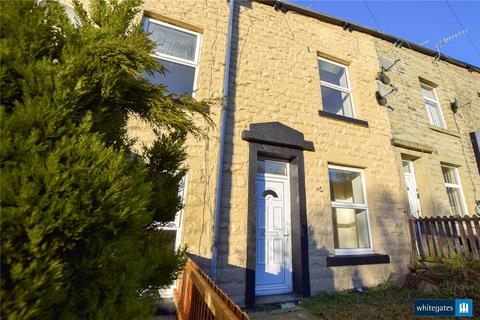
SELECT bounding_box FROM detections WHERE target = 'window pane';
[319,60,348,88]
[402,161,411,173]
[146,59,195,96]
[329,168,364,204]
[421,85,436,101]
[442,166,458,184]
[333,208,370,249]
[162,230,178,250]
[258,160,287,176]
[321,86,353,117]
[146,21,197,62]
[446,187,463,215]
[425,99,444,128]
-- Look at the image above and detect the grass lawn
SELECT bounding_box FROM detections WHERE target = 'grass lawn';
[302,283,446,320]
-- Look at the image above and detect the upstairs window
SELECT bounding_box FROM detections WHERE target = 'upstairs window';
[319,58,355,118]
[142,17,201,96]
[441,165,467,216]
[420,83,446,129]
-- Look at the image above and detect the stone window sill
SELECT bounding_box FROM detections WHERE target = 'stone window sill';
[326,253,390,267]
[429,125,460,138]
[318,110,369,127]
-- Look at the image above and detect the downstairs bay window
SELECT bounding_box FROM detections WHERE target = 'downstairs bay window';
[328,165,373,255]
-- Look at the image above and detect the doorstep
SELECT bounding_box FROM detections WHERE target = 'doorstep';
[248,305,318,320]
[255,293,301,305]
[152,298,176,320]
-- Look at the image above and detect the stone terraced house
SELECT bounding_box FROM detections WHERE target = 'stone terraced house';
[64,0,480,307]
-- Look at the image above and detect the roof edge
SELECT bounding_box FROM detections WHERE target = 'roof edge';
[254,0,480,73]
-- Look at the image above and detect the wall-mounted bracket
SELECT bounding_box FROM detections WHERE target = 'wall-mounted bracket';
[376,86,398,106]
[342,22,353,32]
[273,1,288,13]
[394,39,403,48]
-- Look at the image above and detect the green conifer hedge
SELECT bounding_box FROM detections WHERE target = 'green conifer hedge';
[0,1,212,318]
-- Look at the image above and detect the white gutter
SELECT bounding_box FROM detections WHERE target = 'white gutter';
[211,0,235,281]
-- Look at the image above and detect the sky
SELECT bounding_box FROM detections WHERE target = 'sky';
[290,0,480,67]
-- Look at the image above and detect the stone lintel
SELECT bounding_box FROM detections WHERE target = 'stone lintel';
[391,138,435,154]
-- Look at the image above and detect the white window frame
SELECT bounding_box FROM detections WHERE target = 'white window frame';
[420,82,446,129]
[142,17,202,98]
[318,57,356,118]
[157,175,187,249]
[157,175,187,298]
[62,3,80,27]
[441,165,468,216]
[257,159,289,177]
[328,164,373,255]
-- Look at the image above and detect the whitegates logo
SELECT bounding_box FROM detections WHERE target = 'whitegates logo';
[455,299,473,317]
[459,302,468,314]
[414,299,473,317]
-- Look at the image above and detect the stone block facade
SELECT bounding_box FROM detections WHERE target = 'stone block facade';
[374,39,480,218]
[62,0,480,307]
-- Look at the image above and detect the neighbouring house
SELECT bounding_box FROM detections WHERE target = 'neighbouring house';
[62,0,480,307]
[374,38,480,219]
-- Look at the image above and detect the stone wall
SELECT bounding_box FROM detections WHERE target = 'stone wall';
[374,39,480,218]
[215,1,411,302]
[62,0,230,284]
[60,0,479,307]
[131,0,231,272]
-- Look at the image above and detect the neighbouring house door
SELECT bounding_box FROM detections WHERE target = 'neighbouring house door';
[255,160,292,296]
[402,160,421,217]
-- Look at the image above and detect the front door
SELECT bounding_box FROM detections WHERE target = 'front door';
[255,160,292,296]
[402,160,421,217]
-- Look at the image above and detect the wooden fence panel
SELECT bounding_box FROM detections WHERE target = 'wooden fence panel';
[465,220,478,258]
[440,218,453,258]
[474,219,480,256]
[406,213,480,260]
[174,260,249,320]
[434,219,446,258]
[422,219,432,257]
[449,218,460,256]
[457,219,469,257]
[429,219,440,257]
[414,220,425,257]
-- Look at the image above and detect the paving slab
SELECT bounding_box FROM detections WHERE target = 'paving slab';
[152,298,176,320]
[249,306,319,320]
